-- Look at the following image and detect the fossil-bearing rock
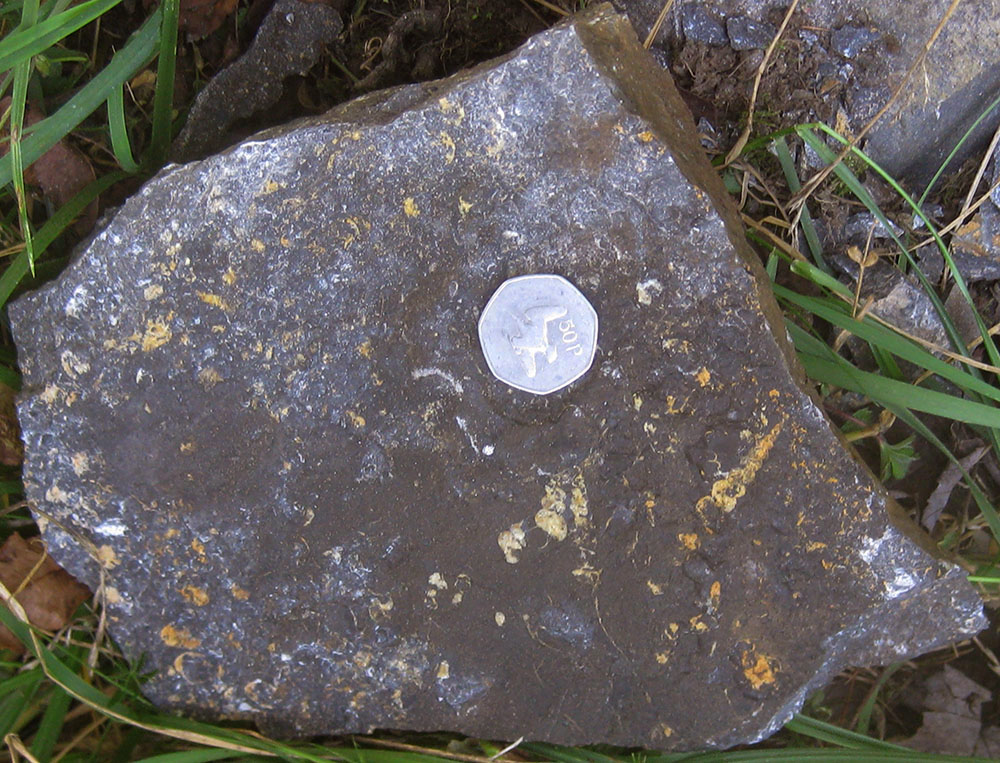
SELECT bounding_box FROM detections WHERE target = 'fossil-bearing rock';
[11,4,984,750]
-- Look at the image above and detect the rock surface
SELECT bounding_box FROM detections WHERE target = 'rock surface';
[11,4,985,750]
[170,0,343,163]
[615,0,1000,191]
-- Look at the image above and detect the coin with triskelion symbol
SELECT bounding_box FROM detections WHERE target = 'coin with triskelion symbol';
[478,274,598,395]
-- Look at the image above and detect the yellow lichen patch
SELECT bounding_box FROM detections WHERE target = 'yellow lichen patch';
[428,572,448,590]
[438,132,456,163]
[535,508,568,541]
[345,410,366,429]
[141,319,172,352]
[104,586,122,604]
[191,539,206,560]
[160,624,201,649]
[742,651,778,690]
[570,472,589,527]
[458,197,473,215]
[665,395,688,414]
[143,284,164,301]
[689,615,708,633]
[638,131,656,143]
[633,393,643,411]
[179,441,195,453]
[251,239,266,253]
[709,581,721,607]
[197,292,231,312]
[260,179,282,194]
[495,611,506,626]
[451,591,463,605]
[97,545,120,569]
[357,340,373,359]
[46,484,69,503]
[180,585,209,606]
[368,597,394,621]
[497,523,526,564]
[700,418,785,514]
[655,651,669,665]
[71,452,90,476]
[403,197,420,217]
[694,366,711,387]
[806,541,828,552]
[39,385,62,405]
[647,580,664,596]
[222,267,238,285]
[231,585,250,601]
[678,532,700,550]
[436,661,450,680]
[660,725,674,738]
[197,367,223,388]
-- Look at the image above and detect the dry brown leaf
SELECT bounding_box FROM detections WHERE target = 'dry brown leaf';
[0,533,90,654]
[0,384,23,467]
[921,444,990,530]
[902,665,1000,757]
[0,97,98,237]
[145,0,238,39]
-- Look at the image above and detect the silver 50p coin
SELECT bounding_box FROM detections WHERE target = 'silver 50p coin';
[478,274,598,395]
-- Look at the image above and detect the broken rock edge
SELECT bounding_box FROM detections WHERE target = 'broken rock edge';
[575,6,988,747]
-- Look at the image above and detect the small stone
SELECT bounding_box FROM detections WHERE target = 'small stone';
[843,212,903,243]
[950,213,1000,282]
[680,3,728,45]
[170,0,343,162]
[725,16,776,50]
[831,24,882,59]
[11,3,985,751]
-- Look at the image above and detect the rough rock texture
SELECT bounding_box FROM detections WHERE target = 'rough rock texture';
[615,0,1000,190]
[951,143,1000,282]
[11,4,985,750]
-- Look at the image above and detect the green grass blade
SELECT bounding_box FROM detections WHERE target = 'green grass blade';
[0,673,43,738]
[797,124,1000,460]
[772,136,828,272]
[654,752,998,762]
[0,480,24,495]
[29,683,72,761]
[774,285,1000,405]
[796,349,1000,428]
[107,83,140,172]
[148,0,179,166]
[919,89,1000,206]
[853,662,903,736]
[807,123,1000,373]
[784,714,903,751]
[0,8,162,189]
[134,751,258,763]
[0,0,122,73]
[0,169,125,309]
[10,0,38,276]
[885,404,1000,544]
[788,260,853,299]
[521,744,638,763]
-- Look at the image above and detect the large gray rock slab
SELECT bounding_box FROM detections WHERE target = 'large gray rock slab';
[616,0,1000,191]
[10,4,985,750]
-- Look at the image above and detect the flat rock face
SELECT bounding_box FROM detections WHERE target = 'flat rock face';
[11,5,985,750]
[616,0,1000,189]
